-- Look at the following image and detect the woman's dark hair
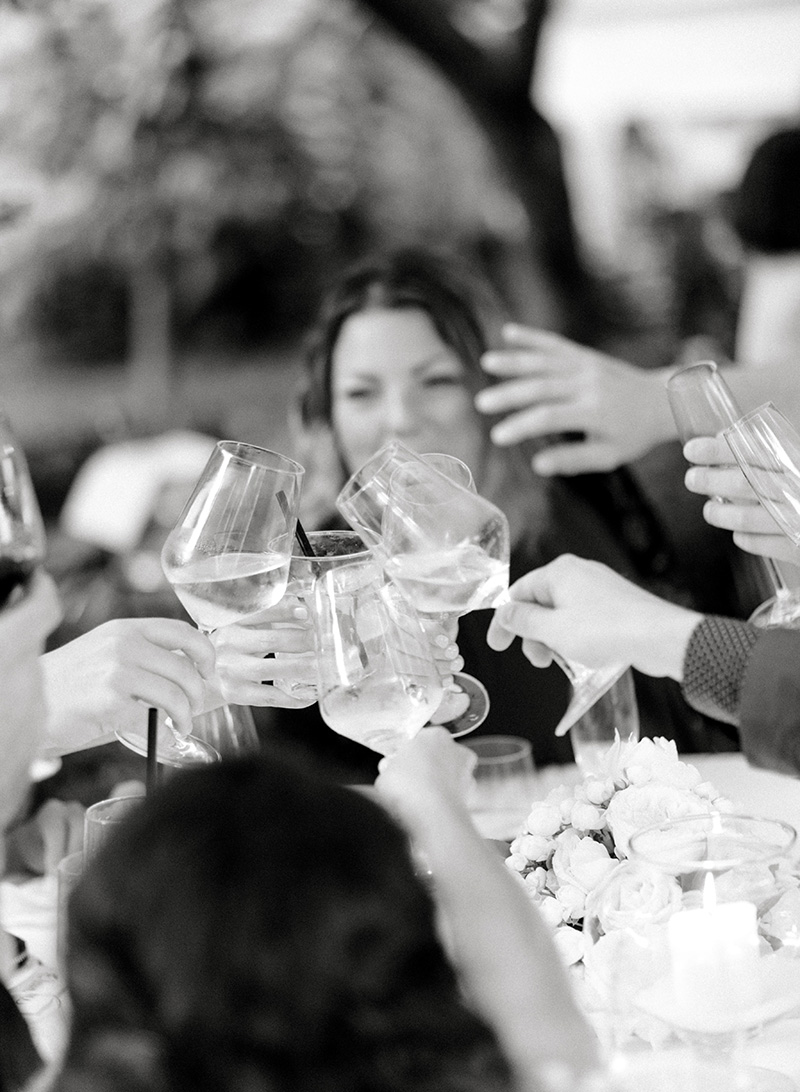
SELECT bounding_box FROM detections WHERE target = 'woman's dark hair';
[52,755,513,1092]
[301,247,497,429]
[732,127,800,254]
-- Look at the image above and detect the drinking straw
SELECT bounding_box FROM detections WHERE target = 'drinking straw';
[146,706,158,793]
[276,490,317,561]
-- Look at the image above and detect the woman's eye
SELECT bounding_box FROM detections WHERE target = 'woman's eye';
[341,387,375,401]
[424,373,463,388]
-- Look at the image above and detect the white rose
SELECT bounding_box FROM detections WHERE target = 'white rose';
[517,833,553,863]
[585,777,615,805]
[505,852,528,873]
[551,831,616,899]
[569,802,606,832]
[524,866,548,894]
[605,783,714,857]
[555,882,586,921]
[524,801,563,838]
[553,924,585,967]
[538,894,566,928]
[585,860,682,935]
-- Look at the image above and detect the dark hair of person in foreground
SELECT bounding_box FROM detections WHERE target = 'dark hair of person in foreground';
[52,754,513,1092]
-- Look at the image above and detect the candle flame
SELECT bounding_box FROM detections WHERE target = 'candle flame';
[702,871,717,913]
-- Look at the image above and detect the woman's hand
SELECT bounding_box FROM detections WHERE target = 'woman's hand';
[40,618,216,754]
[476,325,675,475]
[683,435,800,565]
[211,598,318,708]
[376,727,475,826]
[487,554,701,681]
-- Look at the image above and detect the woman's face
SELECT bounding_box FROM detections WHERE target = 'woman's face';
[330,307,486,476]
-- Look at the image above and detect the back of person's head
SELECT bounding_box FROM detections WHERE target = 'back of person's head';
[53,754,512,1092]
[732,126,800,254]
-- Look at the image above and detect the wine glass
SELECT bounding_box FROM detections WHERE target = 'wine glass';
[119,441,305,765]
[666,361,800,628]
[336,440,492,736]
[569,667,639,775]
[723,403,800,626]
[0,412,46,608]
[311,556,444,756]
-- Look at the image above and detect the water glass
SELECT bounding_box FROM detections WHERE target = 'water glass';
[460,735,536,841]
[570,668,640,775]
[83,795,143,862]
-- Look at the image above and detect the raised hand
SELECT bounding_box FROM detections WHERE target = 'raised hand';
[477,324,675,474]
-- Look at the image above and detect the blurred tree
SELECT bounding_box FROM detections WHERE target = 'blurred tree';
[354,0,609,342]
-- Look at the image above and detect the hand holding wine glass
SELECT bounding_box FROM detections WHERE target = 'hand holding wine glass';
[667,361,800,628]
[134,441,304,764]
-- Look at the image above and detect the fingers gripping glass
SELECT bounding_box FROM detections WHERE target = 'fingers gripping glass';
[667,363,800,628]
[118,442,304,766]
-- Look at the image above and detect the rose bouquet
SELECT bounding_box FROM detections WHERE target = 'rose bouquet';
[505,736,732,969]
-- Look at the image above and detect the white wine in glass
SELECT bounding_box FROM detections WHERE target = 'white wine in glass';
[313,558,444,755]
[119,441,304,765]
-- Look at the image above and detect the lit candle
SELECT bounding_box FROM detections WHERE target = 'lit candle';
[668,873,761,1021]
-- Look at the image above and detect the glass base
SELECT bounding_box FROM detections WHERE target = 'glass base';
[749,593,800,630]
[116,726,220,767]
[427,672,489,738]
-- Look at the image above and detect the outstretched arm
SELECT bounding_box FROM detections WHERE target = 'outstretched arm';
[375,729,599,1091]
[487,554,701,680]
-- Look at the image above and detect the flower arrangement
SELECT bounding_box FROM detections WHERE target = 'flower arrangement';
[504,736,732,969]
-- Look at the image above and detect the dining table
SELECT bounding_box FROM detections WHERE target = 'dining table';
[3,749,800,1085]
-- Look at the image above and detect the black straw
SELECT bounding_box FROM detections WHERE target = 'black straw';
[146,707,158,793]
[276,489,317,560]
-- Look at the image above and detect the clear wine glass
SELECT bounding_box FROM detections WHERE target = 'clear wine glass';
[0,412,46,608]
[723,403,800,625]
[311,556,444,756]
[336,440,491,736]
[666,362,800,628]
[120,441,304,765]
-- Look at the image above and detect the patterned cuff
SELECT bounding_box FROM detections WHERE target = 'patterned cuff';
[681,615,760,725]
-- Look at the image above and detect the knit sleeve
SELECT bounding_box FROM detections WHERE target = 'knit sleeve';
[681,615,760,726]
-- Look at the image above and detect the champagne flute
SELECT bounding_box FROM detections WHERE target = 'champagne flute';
[337,440,491,735]
[0,412,46,608]
[312,556,444,755]
[723,404,800,615]
[119,442,304,765]
[666,362,800,628]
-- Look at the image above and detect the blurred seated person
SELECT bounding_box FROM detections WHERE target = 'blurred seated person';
[213,247,749,782]
[51,733,597,1092]
[488,554,800,777]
